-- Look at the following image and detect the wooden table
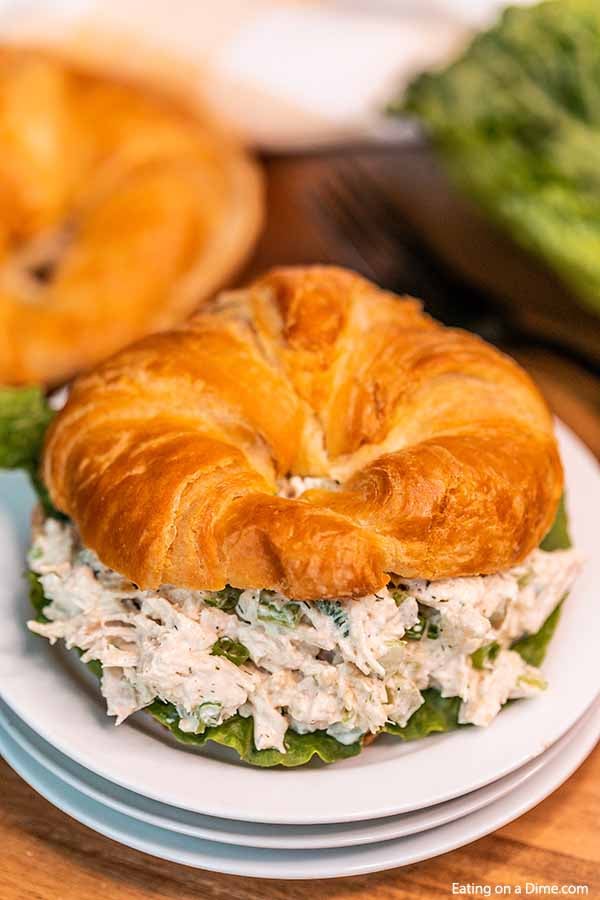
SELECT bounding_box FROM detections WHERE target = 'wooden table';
[2,152,600,900]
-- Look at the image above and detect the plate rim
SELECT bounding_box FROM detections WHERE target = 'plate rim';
[0,696,595,850]
[1,700,598,878]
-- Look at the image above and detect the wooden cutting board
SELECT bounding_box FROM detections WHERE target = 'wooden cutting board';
[2,151,599,900]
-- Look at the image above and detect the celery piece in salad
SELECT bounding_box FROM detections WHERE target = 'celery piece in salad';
[471,641,501,670]
[404,613,440,641]
[426,621,441,640]
[258,594,304,628]
[211,636,250,666]
[315,600,350,637]
[518,673,547,691]
[404,615,427,641]
[391,588,412,606]
[195,702,223,728]
[203,586,242,612]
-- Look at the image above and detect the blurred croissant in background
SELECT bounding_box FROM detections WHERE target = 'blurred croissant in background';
[0,47,263,387]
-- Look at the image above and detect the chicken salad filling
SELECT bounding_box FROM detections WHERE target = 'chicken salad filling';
[27,513,582,754]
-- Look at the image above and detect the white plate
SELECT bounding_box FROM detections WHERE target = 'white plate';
[1,701,598,879]
[1,423,599,824]
[0,697,595,850]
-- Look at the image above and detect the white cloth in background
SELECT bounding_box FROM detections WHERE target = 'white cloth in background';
[0,0,533,150]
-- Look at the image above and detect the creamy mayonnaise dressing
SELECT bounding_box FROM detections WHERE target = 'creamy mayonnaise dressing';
[27,515,582,753]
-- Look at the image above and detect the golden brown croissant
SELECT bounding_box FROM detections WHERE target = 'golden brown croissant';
[0,47,263,386]
[43,266,563,599]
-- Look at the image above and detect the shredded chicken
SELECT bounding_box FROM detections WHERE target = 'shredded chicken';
[28,513,582,752]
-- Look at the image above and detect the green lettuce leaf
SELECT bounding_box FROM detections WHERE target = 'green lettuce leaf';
[384,690,461,740]
[540,494,570,551]
[396,0,600,316]
[28,570,49,624]
[511,601,563,667]
[145,701,363,767]
[0,386,62,518]
[0,386,53,470]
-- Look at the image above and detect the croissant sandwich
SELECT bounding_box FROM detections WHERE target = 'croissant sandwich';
[0,47,263,387]
[14,266,581,766]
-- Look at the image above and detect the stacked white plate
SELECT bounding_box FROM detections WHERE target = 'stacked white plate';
[1,422,599,880]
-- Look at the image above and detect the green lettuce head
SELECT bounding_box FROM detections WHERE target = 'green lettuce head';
[395,0,600,317]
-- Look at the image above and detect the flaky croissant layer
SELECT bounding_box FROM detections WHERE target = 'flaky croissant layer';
[43,266,563,599]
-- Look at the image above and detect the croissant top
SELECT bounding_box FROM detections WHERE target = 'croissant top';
[0,47,262,386]
[42,266,563,600]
